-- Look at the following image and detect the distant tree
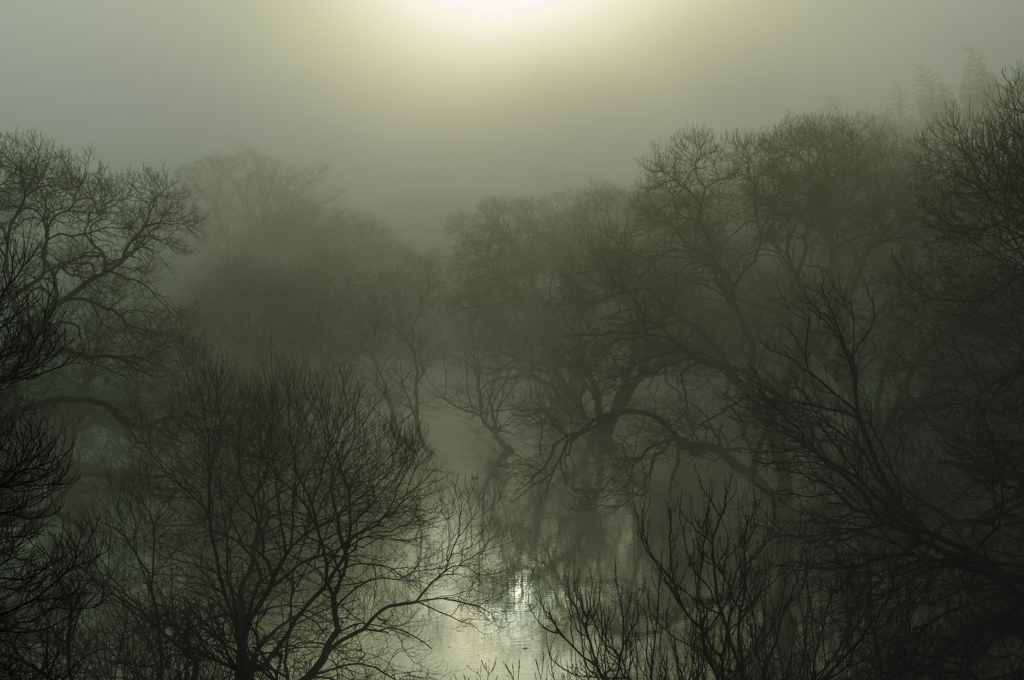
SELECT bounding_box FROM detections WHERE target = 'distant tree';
[177,148,340,254]
[959,48,998,112]
[821,93,848,112]
[180,149,403,371]
[914,66,955,123]
[355,251,448,436]
[99,352,491,680]
[883,84,914,131]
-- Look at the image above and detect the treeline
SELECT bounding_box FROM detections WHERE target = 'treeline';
[1,55,1022,678]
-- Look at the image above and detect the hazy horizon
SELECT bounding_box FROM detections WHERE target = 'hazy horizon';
[4,0,1022,247]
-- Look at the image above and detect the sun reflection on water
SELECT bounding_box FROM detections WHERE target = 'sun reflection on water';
[507,570,532,612]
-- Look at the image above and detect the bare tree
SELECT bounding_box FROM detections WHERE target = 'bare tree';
[515,75,1024,678]
[745,273,1024,678]
[177,148,340,254]
[442,186,655,503]
[441,114,917,507]
[180,149,406,373]
[540,478,879,680]
[0,248,101,679]
[100,351,493,680]
[356,252,448,436]
[0,130,203,434]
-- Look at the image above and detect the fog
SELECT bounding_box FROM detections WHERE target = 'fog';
[5,0,1022,247]
[3,1,1024,679]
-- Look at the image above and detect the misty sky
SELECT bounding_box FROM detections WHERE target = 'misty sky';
[3,0,1022,246]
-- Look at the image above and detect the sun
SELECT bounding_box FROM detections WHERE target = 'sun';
[386,0,607,83]
[423,0,569,28]
[440,0,555,15]
[398,0,579,43]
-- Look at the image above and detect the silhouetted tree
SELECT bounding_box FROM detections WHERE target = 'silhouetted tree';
[443,186,656,503]
[0,130,203,436]
[542,480,880,680]
[731,70,1024,676]
[526,69,1024,680]
[100,351,492,680]
[744,276,1024,677]
[0,248,101,679]
[526,113,915,501]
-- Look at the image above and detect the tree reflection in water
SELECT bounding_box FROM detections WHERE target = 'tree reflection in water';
[422,490,639,679]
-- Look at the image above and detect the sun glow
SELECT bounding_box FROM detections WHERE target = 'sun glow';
[440,0,557,16]
[305,0,633,124]
[409,0,581,34]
